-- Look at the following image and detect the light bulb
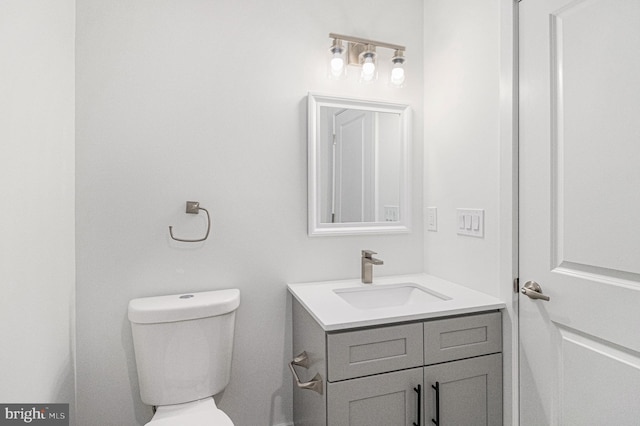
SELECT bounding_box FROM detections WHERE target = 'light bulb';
[360,54,377,83]
[389,50,406,88]
[390,65,405,87]
[362,58,375,76]
[330,54,345,77]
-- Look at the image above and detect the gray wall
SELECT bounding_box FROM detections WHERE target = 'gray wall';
[75,1,424,425]
[423,0,502,297]
[0,0,76,413]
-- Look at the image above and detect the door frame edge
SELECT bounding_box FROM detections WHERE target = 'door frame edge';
[499,0,520,425]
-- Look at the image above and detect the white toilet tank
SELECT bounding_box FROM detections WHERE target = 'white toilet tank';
[128,289,240,406]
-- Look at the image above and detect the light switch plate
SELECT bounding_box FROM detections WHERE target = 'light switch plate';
[427,207,437,231]
[457,209,484,237]
[384,205,400,222]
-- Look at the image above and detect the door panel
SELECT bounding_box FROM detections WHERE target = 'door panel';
[333,109,375,223]
[558,326,640,425]
[519,0,640,424]
[551,0,640,278]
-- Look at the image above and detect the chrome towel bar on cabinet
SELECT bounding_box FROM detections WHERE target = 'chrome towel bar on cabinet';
[289,351,323,395]
[168,201,211,242]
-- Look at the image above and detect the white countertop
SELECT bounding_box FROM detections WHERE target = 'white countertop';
[288,273,506,331]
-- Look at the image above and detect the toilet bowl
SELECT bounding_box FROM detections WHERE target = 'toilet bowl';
[145,397,232,426]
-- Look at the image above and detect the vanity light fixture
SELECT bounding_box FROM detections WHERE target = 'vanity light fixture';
[328,33,406,87]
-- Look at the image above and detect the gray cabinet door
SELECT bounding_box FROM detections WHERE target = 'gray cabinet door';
[327,367,423,426]
[423,353,502,426]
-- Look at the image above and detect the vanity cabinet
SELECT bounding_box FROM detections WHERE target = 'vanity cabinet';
[292,299,502,426]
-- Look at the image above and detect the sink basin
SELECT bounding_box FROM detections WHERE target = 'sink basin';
[333,283,450,310]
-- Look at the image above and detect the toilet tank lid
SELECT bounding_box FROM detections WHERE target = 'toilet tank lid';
[128,289,240,324]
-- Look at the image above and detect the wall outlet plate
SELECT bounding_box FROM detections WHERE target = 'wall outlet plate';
[427,207,437,231]
[456,208,484,237]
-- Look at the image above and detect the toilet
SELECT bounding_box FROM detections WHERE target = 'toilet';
[128,289,240,426]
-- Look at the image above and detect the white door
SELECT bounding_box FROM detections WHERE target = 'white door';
[333,109,375,223]
[519,0,640,424]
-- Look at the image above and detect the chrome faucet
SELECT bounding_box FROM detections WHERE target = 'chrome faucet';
[361,250,384,284]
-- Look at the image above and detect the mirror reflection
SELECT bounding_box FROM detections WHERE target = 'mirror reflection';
[308,94,411,236]
[319,107,401,223]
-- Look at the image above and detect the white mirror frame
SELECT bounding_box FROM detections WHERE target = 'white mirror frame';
[308,93,412,236]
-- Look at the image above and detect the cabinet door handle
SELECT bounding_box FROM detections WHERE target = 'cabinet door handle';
[413,384,421,426]
[289,351,323,395]
[431,381,440,425]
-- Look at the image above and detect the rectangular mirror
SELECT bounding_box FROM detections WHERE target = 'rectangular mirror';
[308,93,411,236]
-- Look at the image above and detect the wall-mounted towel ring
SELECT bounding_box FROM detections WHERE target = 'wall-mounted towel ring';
[169,201,211,242]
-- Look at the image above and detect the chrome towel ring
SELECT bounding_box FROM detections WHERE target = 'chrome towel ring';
[169,201,211,242]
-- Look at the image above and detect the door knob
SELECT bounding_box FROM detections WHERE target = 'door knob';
[521,281,550,301]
